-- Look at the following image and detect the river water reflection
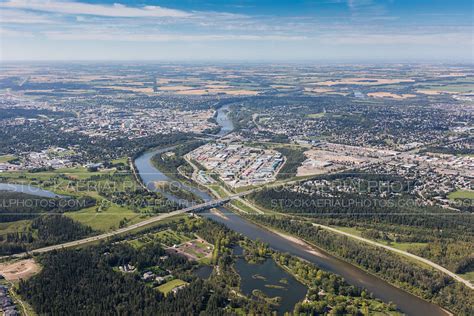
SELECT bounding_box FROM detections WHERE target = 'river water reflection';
[235,257,307,315]
[134,105,448,316]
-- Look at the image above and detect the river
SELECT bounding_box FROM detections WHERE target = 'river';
[0,183,64,198]
[134,105,448,316]
[215,104,234,137]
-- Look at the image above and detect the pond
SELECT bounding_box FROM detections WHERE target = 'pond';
[194,265,213,279]
[235,257,307,315]
[133,105,448,316]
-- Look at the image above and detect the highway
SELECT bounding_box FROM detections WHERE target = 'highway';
[4,184,473,291]
[2,138,473,290]
[310,222,474,290]
[0,193,251,260]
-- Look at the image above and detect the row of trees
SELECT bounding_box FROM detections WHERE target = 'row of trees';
[249,215,474,315]
[0,215,94,255]
[18,243,229,315]
[250,187,474,235]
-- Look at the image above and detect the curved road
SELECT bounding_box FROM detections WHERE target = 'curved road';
[3,187,473,291]
[310,222,474,290]
[0,195,239,260]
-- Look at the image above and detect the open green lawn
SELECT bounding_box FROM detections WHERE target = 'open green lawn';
[383,241,428,252]
[208,184,230,198]
[0,167,116,188]
[448,190,474,200]
[416,83,474,93]
[458,271,474,283]
[193,240,211,251]
[331,226,363,237]
[331,226,429,251]
[156,279,188,295]
[111,157,128,165]
[0,220,31,235]
[0,155,15,163]
[128,228,192,248]
[155,229,191,246]
[306,112,325,119]
[1,166,159,232]
[231,199,257,214]
[66,204,142,231]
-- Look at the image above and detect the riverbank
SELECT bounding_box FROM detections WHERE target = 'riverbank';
[128,136,453,316]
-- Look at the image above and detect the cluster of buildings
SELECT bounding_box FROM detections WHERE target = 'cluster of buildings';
[142,270,173,285]
[289,139,472,210]
[0,285,18,316]
[241,96,470,152]
[0,147,76,172]
[296,142,398,177]
[118,263,136,273]
[62,107,217,139]
[188,141,284,188]
[117,255,188,294]
[364,151,473,208]
[294,178,400,199]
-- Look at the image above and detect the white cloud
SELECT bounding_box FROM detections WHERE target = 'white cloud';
[0,0,191,18]
[0,27,34,37]
[321,32,474,45]
[0,8,56,24]
[43,30,307,41]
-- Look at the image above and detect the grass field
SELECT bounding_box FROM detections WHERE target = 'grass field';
[155,229,192,246]
[128,228,192,248]
[0,166,161,232]
[458,271,474,283]
[306,112,325,119]
[448,190,474,200]
[0,167,116,192]
[156,279,188,295]
[231,199,258,213]
[111,157,128,165]
[331,226,363,236]
[383,241,428,252]
[415,83,474,93]
[66,204,142,231]
[331,226,429,251]
[208,184,230,198]
[0,220,31,235]
[0,155,15,163]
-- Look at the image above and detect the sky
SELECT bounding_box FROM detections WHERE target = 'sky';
[0,0,473,62]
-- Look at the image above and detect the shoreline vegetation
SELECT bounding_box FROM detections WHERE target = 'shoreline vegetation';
[243,214,473,315]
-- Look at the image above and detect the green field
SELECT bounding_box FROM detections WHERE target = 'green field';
[306,112,325,119]
[0,166,165,232]
[155,229,191,246]
[332,226,429,251]
[331,225,363,236]
[111,157,128,165]
[66,204,142,231]
[0,167,116,189]
[156,279,188,295]
[384,241,428,252]
[448,190,474,200]
[0,220,31,235]
[231,199,257,214]
[458,271,474,283]
[208,184,230,198]
[128,229,192,248]
[416,83,474,93]
[0,155,15,163]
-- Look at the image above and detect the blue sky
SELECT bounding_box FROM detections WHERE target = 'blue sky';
[0,0,472,61]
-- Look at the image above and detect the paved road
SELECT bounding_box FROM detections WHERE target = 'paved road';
[0,194,249,260]
[3,141,473,291]
[310,222,474,290]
